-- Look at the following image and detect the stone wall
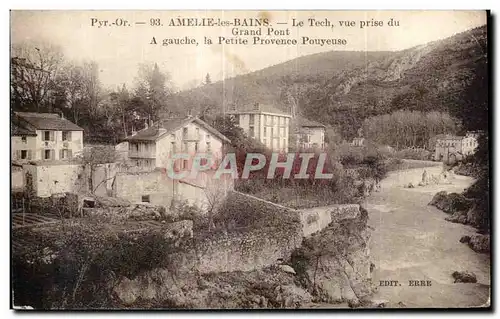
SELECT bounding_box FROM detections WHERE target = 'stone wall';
[163,192,363,275]
[230,191,362,238]
[113,170,234,211]
[12,167,24,191]
[300,204,361,237]
[92,163,121,196]
[155,191,304,274]
[21,162,121,198]
[23,163,87,197]
[113,170,175,206]
[169,226,303,274]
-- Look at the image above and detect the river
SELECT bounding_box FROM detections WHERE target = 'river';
[365,167,490,308]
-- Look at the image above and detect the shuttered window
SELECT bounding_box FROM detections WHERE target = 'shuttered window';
[42,131,55,141]
[43,149,54,160]
[62,131,72,141]
[59,149,73,159]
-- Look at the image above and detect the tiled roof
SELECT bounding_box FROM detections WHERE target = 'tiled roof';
[15,112,84,131]
[127,117,190,141]
[11,123,36,136]
[226,103,291,117]
[296,116,325,128]
[125,116,231,143]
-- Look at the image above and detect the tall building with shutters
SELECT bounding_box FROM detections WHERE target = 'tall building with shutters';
[226,103,292,152]
[11,112,84,162]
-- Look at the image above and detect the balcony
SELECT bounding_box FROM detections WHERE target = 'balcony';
[128,150,156,159]
[182,133,200,141]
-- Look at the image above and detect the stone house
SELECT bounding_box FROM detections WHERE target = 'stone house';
[294,116,326,150]
[12,112,84,163]
[434,133,479,164]
[124,116,230,171]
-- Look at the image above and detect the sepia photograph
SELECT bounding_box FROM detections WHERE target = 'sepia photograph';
[9,9,490,310]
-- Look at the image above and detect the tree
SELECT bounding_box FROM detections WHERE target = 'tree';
[205,73,212,85]
[82,61,102,117]
[360,110,459,150]
[133,62,173,122]
[80,146,119,194]
[58,63,87,125]
[203,178,229,232]
[116,84,132,137]
[11,42,64,112]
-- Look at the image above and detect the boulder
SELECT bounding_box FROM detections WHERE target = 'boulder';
[466,203,489,229]
[468,234,490,253]
[369,299,389,308]
[459,235,471,244]
[429,191,473,214]
[452,271,477,283]
[278,264,297,275]
[290,215,372,305]
[445,211,468,224]
[274,284,312,308]
[447,193,474,213]
[429,191,448,209]
[127,204,167,221]
[113,269,192,306]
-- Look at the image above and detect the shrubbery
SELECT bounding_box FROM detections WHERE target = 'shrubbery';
[213,192,301,231]
[13,219,187,309]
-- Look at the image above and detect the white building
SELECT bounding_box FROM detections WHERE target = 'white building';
[12,112,84,162]
[434,133,479,163]
[226,103,291,152]
[125,116,231,171]
[294,117,326,150]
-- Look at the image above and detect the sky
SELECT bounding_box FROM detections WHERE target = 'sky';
[10,10,487,90]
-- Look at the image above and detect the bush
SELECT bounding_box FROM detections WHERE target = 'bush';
[213,192,301,231]
[13,220,185,309]
[167,200,207,231]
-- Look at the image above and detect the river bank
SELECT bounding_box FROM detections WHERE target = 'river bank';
[365,168,490,307]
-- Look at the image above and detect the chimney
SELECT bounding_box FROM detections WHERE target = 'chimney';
[131,125,137,136]
[187,109,192,117]
[253,102,260,111]
[144,119,149,129]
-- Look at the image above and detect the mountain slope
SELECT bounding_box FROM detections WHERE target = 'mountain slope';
[166,25,487,139]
